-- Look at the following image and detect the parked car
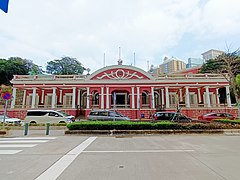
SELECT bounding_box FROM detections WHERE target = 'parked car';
[87,110,130,121]
[0,115,23,125]
[198,112,235,121]
[24,110,75,124]
[152,112,192,123]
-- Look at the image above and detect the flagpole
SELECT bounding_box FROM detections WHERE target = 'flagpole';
[2,100,8,129]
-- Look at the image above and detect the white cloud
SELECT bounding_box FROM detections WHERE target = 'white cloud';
[0,0,239,72]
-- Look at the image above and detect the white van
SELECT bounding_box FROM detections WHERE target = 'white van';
[24,110,75,124]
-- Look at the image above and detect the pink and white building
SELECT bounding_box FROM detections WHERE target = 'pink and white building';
[8,65,237,120]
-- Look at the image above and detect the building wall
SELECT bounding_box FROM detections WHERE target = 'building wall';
[8,65,235,120]
[202,49,224,61]
[159,58,186,74]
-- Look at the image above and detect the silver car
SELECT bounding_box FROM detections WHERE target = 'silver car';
[0,115,23,125]
[87,110,130,121]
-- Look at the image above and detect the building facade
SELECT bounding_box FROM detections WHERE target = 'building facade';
[186,58,204,68]
[159,57,186,74]
[7,65,238,120]
[202,49,224,61]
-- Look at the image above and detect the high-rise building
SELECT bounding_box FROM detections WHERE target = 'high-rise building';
[201,49,224,61]
[186,58,204,68]
[159,57,186,74]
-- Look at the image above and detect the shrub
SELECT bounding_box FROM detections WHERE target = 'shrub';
[67,120,240,130]
[153,121,180,129]
[214,119,240,124]
[68,121,180,130]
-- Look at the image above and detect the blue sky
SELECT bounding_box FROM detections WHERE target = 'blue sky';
[0,0,239,73]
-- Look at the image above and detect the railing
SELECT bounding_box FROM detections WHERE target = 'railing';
[12,73,227,81]
[9,103,234,109]
[156,73,226,80]
[13,74,86,81]
[142,104,150,108]
[111,104,130,108]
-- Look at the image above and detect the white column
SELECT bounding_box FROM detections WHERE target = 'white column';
[216,88,220,107]
[161,89,165,107]
[41,90,44,104]
[185,86,190,108]
[31,87,36,108]
[131,87,135,109]
[205,86,211,108]
[10,87,17,108]
[51,87,56,108]
[101,87,104,109]
[22,90,26,108]
[151,87,155,109]
[77,89,80,106]
[72,87,76,108]
[179,88,183,102]
[106,87,109,109]
[137,87,140,109]
[59,90,62,103]
[226,86,232,107]
[198,88,201,103]
[86,87,90,109]
[165,87,169,108]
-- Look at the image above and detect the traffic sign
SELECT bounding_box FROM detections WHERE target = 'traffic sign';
[2,92,11,100]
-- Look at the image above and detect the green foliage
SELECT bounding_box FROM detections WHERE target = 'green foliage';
[67,121,176,130]
[200,50,240,75]
[46,57,85,75]
[0,57,42,85]
[66,121,237,130]
[200,59,221,73]
[200,49,240,102]
[213,119,240,124]
[236,74,240,96]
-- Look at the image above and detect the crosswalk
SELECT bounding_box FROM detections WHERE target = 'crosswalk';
[0,137,56,155]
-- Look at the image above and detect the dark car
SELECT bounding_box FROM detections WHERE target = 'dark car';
[87,110,130,121]
[198,112,235,121]
[153,112,192,123]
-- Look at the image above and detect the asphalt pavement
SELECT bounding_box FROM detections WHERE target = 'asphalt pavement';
[1,133,240,180]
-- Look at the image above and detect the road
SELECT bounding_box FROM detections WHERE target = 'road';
[0,134,240,180]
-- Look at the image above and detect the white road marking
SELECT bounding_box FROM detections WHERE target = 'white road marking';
[0,144,37,148]
[0,140,48,143]
[84,149,194,153]
[35,137,97,180]
[0,150,22,154]
[0,137,56,140]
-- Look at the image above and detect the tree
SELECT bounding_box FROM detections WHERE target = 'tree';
[200,49,240,104]
[0,57,42,85]
[236,74,240,97]
[46,57,85,75]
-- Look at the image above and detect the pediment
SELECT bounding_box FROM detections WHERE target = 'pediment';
[87,65,153,80]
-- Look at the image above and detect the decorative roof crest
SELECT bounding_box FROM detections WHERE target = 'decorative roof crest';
[96,69,143,80]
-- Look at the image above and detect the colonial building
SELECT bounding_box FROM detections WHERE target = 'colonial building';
[8,64,237,120]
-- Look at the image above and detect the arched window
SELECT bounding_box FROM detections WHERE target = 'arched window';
[81,92,87,108]
[154,92,160,107]
[142,91,149,108]
[92,92,99,106]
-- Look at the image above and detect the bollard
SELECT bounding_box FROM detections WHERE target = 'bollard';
[46,123,50,135]
[24,122,29,136]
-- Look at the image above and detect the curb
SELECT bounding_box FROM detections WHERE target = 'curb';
[65,129,229,135]
[7,126,68,130]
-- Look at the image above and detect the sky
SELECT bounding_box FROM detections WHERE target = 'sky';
[0,0,240,73]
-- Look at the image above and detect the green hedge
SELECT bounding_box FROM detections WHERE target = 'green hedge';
[213,119,240,124]
[67,121,238,130]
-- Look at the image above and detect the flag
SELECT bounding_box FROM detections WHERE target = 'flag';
[0,0,9,13]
